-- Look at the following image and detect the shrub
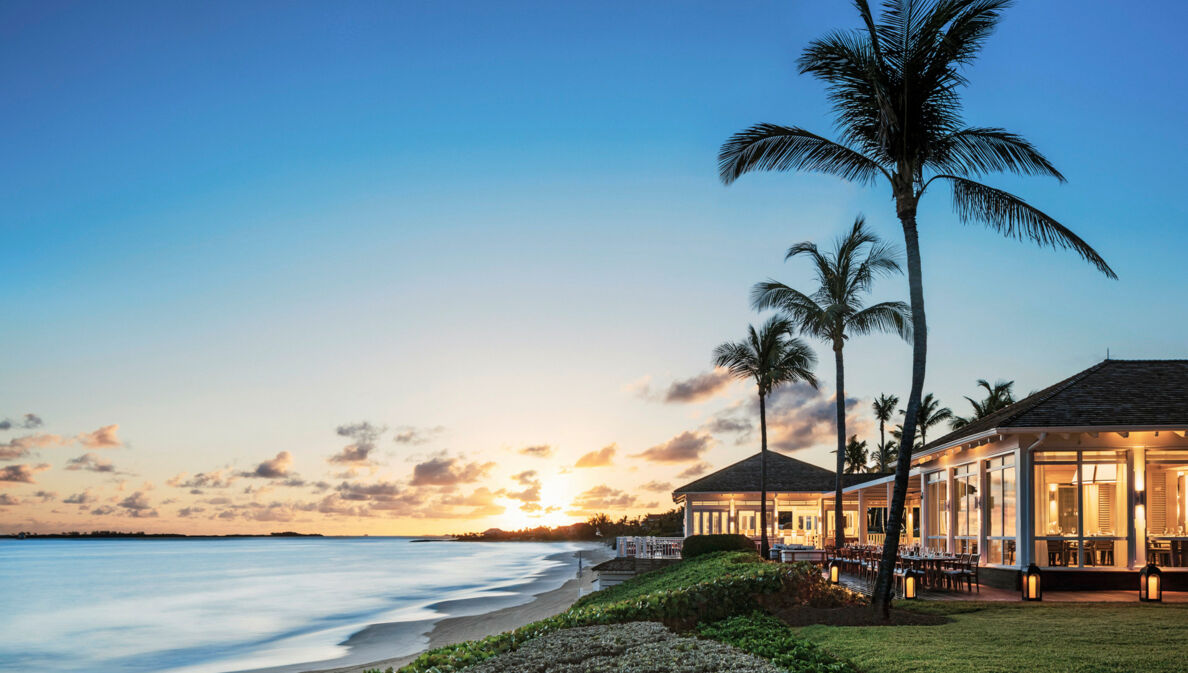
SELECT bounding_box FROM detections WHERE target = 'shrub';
[680,534,757,559]
[697,612,857,673]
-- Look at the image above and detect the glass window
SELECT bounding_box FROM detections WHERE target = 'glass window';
[986,454,1017,565]
[1034,450,1127,568]
[925,471,948,551]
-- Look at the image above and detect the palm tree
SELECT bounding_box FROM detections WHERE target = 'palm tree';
[843,435,869,474]
[752,216,910,549]
[717,1,1116,615]
[872,439,898,473]
[906,392,953,447]
[951,379,1016,428]
[713,316,818,557]
[871,393,899,471]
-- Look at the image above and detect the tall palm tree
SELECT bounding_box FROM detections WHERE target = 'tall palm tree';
[951,378,1016,428]
[714,316,818,557]
[871,393,899,471]
[843,435,869,474]
[752,216,910,549]
[717,0,1115,615]
[872,439,898,473]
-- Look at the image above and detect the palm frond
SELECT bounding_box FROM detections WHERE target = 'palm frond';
[718,123,886,186]
[848,301,913,341]
[932,127,1065,181]
[939,174,1116,278]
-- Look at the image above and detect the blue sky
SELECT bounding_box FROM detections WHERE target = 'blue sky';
[1,1,1185,533]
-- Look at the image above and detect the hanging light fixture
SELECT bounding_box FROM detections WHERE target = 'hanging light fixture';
[1021,563,1042,601]
[1139,563,1162,602]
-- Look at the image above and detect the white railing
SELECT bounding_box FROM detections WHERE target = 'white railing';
[615,536,684,559]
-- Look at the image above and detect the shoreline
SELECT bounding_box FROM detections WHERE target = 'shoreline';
[269,543,612,673]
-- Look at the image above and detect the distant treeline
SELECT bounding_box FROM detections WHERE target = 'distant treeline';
[2,531,322,539]
[456,507,684,543]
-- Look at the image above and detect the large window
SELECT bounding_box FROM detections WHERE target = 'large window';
[1144,450,1188,567]
[1034,450,1127,567]
[954,463,979,555]
[985,454,1017,565]
[925,471,948,551]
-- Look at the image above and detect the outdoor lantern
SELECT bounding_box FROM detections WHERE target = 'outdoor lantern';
[828,560,840,584]
[903,570,919,599]
[1021,563,1042,601]
[1139,563,1163,602]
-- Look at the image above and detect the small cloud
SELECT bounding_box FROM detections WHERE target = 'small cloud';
[410,453,494,486]
[33,490,57,502]
[0,463,51,484]
[762,384,870,453]
[65,452,117,473]
[77,424,121,449]
[64,490,97,504]
[242,451,294,479]
[506,470,541,503]
[329,422,386,466]
[518,444,553,458]
[0,433,67,460]
[392,425,445,445]
[632,431,712,463]
[0,493,20,506]
[639,480,672,492]
[167,469,237,489]
[0,413,44,431]
[575,444,616,468]
[677,462,712,479]
[117,491,158,517]
[664,369,734,403]
[621,376,653,400]
[177,505,206,517]
[567,484,638,514]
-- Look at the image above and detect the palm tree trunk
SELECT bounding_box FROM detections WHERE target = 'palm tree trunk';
[878,419,886,471]
[759,391,769,558]
[833,344,846,550]
[873,202,928,618]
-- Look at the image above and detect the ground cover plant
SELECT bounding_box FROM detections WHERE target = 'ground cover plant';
[696,612,855,673]
[798,601,1188,673]
[393,552,858,673]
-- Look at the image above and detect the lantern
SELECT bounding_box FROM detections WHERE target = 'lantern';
[1021,563,1042,601]
[1139,563,1162,602]
[903,569,920,599]
[828,559,840,584]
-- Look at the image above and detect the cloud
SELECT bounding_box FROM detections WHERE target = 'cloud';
[677,462,712,479]
[518,444,553,458]
[335,480,403,502]
[632,431,712,463]
[90,505,117,516]
[575,444,616,468]
[506,470,541,502]
[167,469,237,489]
[65,452,117,473]
[664,369,734,403]
[117,491,158,518]
[621,376,653,399]
[0,413,43,431]
[410,454,494,486]
[0,433,67,460]
[701,403,754,445]
[568,485,638,514]
[64,489,97,504]
[392,425,445,445]
[177,505,206,517]
[242,451,294,479]
[438,487,505,518]
[329,422,386,466]
[761,383,869,453]
[0,463,51,484]
[33,490,56,502]
[77,424,121,449]
[0,493,20,506]
[639,480,672,492]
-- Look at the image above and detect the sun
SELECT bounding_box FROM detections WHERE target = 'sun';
[496,474,579,530]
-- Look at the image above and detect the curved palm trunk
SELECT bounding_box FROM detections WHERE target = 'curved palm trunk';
[873,204,927,618]
[759,392,769,558]
[833,345,846,550]
[878,419,886,471]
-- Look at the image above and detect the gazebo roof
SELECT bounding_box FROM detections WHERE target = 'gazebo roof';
[672,451,888,497]
[924,359,1188,452]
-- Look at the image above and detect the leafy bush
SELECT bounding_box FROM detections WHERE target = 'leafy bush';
[681,534,757,559]
[697,612,856,673]
[398,552,858,673]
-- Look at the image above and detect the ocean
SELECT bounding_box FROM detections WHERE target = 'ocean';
[0,537,598,673]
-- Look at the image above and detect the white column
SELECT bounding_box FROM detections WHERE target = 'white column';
[772,493,780,542]
[978,458,988,566]
[946,467,956,554]
[920,474,929,549]
[857,489,867,545]
[819,495,827,547]
[683,500,693,538]
[1133,447,1146,568]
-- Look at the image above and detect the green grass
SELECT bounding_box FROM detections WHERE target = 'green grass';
[798,601,1188,673]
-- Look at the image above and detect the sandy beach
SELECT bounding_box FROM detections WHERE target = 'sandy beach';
[295,544,613,673]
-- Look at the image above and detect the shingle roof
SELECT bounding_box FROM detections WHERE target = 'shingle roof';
[672,450,888,496]
[924,359,1188,451]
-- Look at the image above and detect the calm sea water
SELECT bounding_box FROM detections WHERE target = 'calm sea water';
[0,537,590,673]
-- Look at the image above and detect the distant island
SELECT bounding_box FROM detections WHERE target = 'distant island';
[454,508,683,543]
[2,530,323,539]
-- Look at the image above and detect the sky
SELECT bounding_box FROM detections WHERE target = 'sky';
[1,1,1185,535]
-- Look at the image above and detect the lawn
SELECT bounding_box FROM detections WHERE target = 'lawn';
[798,601,1188,673]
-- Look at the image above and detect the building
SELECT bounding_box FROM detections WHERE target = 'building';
[673,359,1188,589]
[672,451,889,547]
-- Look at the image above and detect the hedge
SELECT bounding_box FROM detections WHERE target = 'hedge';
[680,534,757,559]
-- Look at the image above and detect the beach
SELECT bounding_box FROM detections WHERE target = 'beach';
[303,545,613,673]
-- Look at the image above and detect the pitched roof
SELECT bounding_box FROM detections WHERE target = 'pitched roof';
[924,359,1188,451]
[673,450,888,495]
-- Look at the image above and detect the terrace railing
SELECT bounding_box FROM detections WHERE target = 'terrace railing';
[615,536,683,559]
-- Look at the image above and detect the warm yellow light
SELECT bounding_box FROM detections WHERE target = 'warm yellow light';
[904,574,917,599]
[1027,575,1039,599]
[829,564,839,584]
